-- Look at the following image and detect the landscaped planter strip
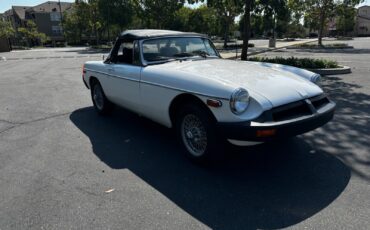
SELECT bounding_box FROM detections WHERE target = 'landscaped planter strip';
[308,66,352,75]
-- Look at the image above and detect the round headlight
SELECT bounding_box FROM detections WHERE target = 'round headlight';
[312,74,322,84]
[230,88,250,115]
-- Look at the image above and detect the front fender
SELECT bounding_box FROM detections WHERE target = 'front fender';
[253,62,321,83]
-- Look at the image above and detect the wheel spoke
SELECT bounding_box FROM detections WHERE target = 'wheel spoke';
[181,114,207,157]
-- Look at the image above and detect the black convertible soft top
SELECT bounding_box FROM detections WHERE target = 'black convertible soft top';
[119,29,207,40]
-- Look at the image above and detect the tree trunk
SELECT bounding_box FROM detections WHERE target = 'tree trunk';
[95,26,99,45]
[107,24,110,42]
[78,27,82,44]
[241,0,251,60]
[318,9,325,46]
[8,38,12,51]
[223,20,229,48]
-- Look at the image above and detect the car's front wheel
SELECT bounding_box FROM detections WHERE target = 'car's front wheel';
[91,80,113,115]
[175,104,223,163]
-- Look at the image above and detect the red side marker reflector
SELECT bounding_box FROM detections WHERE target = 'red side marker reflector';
[256,129,276,137]
[207,99,222,108]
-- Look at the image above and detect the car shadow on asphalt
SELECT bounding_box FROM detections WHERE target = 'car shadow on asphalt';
[304,76,370,180]
[70,106,350,230]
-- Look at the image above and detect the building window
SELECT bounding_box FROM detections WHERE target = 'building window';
[52,25,63,35]
[50,12,61,21]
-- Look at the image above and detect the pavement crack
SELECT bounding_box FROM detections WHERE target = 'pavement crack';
[0,119,20,125]
[0,112,72,136]
[0,126,17,135]
[19,112,72,125]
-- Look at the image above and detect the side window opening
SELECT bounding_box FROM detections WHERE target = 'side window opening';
[117,42,133,64]
[133,41,141,66]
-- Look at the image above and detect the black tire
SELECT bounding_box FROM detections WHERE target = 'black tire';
[90,80,114,115]
[175,103,224,163]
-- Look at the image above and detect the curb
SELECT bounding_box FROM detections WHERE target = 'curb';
[286,46,354,50]
[308,66,351,75]
[224,39,318,59]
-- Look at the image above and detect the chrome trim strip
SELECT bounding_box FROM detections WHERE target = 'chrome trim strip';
[85,68,140,83]
[85,68,230,100]
[140,80,229,100]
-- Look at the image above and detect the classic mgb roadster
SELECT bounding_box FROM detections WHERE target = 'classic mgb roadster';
[82,29,335,162]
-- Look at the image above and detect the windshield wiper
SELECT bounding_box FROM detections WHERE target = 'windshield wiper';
[173,51,210,58]
[146,57,182,65]
[191,50,210,58]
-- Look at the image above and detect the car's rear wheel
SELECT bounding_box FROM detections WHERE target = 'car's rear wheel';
[91,80,113,115]
[175,103,224,163]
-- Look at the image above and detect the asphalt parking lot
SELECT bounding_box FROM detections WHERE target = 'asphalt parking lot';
[0,38,369,229]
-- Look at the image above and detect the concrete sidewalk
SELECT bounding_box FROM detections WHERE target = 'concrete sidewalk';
[220,38,317,59]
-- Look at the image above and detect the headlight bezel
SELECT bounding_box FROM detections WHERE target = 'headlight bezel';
[230,88,250,115]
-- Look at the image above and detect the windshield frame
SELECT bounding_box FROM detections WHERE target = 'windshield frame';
[139,36,221,66]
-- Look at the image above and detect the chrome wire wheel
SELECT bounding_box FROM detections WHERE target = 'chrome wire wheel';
[180,114,208,157]
[93,84,104,110]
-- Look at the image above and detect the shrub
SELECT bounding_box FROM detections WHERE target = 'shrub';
[248,56,339,69]
[215,43,254,50]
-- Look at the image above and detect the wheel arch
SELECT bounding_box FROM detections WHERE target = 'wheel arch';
[89,76,99,88]
[168,93,217,127]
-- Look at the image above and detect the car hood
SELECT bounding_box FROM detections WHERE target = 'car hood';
[159,58,323,107]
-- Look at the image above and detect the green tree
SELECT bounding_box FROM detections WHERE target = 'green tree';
[134,0,185,29]
[254,0,289,38]
[336,3,356,36]
[289,0,363,46]
[0,20,15,38]
[171,6,221,35]
[18,20,49,47]
[98,0,134,40]
[63,0,91,44]
[207,0,244,48]
[88,0,101,44]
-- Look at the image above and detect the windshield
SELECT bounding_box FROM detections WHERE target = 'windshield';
[142,37,219,63]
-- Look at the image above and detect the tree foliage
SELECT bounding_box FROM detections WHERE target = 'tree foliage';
[207,0,244,47]
[52,0,366,56]
[17,20,49,46]
[63,0,91,44]
[134,0,185,29]
[63,0,134,44]
[336,3,357,36]
[0,20,15,38]
[171,6,222,35]
[98,0,134,30]
[289,0,363,45]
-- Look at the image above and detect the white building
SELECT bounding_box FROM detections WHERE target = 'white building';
[356,5,370,36]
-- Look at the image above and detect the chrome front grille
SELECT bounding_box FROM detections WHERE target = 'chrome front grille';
[255,94,331,123]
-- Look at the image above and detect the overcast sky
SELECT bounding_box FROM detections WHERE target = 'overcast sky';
[1,0,369,14]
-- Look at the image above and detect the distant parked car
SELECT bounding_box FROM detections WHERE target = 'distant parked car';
[82,30,335,162]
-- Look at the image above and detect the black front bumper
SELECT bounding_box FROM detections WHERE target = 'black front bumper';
[218,101,336,142]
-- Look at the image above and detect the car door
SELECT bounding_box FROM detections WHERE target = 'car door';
[106,40,142,113]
